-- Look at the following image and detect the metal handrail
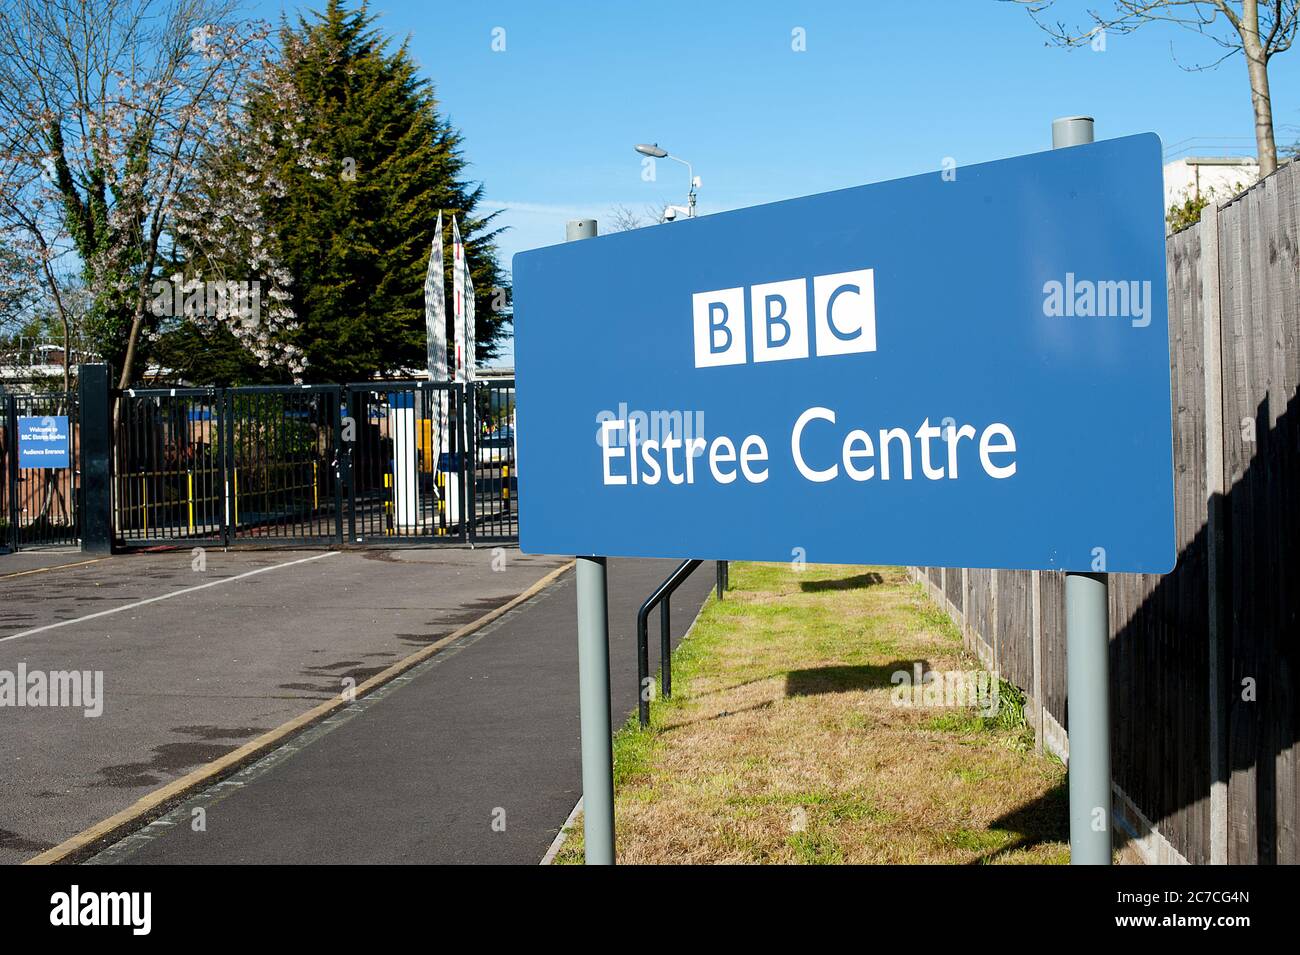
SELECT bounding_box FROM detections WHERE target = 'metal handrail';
[636,559,702,727]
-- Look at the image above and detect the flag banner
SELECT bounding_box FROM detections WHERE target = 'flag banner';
[425,211,451,456]
[452,215,466,383]
[424,211,447,381]
[465,252,476,382]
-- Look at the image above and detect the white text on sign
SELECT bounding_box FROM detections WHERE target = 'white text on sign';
[692,268,876,367]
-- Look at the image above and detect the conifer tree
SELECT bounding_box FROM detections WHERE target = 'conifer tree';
[251,0,509,382]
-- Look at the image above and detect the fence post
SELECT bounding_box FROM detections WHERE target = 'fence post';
[961,567,970,652]
[989,568,1000,672]
[1031,569,1044,755]
[76,365,113,554]
[4,391,18,550]
[1200,199,1230,865]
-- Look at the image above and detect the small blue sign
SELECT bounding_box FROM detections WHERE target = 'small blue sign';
[18,415,70,469]
[513,134,1175,573]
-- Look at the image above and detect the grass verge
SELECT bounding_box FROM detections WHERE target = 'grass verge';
[554,563,1067,864]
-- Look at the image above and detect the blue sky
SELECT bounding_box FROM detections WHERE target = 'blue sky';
[251,0,1297,364]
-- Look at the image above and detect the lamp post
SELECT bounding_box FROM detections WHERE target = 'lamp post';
[634,143,698,218]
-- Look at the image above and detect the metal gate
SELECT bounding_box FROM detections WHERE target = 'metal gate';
[2,391,80,551]
[111,381,515,548]
[467,378,517,542]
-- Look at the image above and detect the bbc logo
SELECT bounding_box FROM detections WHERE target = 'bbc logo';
[692,268,876,368]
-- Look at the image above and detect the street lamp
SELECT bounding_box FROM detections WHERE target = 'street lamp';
[634,142,698,219]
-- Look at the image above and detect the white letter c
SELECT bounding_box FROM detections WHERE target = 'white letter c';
[792,407,838,483]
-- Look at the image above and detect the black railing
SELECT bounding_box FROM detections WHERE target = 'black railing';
[636,559,703,727]
[107,381,514,549]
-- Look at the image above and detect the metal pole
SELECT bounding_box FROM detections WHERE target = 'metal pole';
[637,591,651,728]
[636,559,703,726]
[576,555,614,864]
[568,217,614,864]
[659,595,672,698]
[1053,115,1111,865]
[1065,571,1111,864]
[716,559,727,599]
[1052,115,1094,149]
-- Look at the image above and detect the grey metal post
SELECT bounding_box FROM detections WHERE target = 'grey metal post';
[568,217,615,864]
[566,218,597,242]
[1054,115,1111,865]
[1065,571,1111,863]
[1052,115,1094,149]
[576,555,614,863]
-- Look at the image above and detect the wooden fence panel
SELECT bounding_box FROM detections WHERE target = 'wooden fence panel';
[912,161,1298,865]
[944,563,963,616]
[1041,571,1068,725]
[1108,219,1211,863]
[1218,168,1299,864]
[997,569,1033,692]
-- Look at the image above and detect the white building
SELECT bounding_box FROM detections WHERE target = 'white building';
[1162,156,1258,210]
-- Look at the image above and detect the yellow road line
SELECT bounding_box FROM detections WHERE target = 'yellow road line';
[23,557,576,865]
[0,556,113,582]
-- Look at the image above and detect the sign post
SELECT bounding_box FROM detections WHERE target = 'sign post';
[567,217,616,865]
[516,135,1173,866]
[1053,115,1113,866]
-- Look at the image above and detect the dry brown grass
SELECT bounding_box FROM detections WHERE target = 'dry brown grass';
[555,563,1067,865]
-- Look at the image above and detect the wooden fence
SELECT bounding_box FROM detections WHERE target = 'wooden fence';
[913,159,1298,865]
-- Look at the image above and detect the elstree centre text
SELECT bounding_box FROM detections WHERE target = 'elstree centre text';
[599,408,1018,486]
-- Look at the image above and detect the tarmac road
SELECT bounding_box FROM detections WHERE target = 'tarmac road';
[84,556,718,864]
[0,546,571,863]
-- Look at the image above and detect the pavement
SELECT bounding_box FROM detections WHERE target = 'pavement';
[0,544,717,865]
[85,557,714,864]
[0,545,572,863]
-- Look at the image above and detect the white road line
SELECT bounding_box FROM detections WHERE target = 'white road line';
[0,552,339,645]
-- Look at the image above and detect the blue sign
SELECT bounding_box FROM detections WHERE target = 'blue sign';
[514,134,1175,573]
[17,415,70,469]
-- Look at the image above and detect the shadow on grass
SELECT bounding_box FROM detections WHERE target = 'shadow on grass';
[659,699,776,734]
[785,661,924,697]
[798,572,884,593]
[965,779,1070,864]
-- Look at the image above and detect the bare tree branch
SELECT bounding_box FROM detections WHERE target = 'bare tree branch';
[1002,1,1296,173]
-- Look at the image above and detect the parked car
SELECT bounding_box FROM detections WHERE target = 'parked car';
[476,426,515,468]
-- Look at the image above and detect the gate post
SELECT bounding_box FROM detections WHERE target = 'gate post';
[77,364,114,554]
[465,380,476,545]
[4,390,18,550]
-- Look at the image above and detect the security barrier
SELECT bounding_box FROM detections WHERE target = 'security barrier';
[111,381,515,547]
